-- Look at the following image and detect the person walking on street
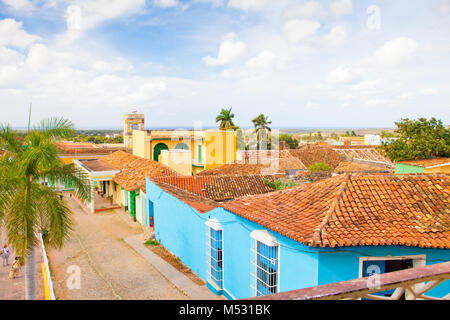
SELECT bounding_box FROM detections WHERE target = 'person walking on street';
[1,245,10,266]
[9,256,22,279]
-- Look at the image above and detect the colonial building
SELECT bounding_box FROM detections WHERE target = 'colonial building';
[145,173,449,300]
[132,129,237,175]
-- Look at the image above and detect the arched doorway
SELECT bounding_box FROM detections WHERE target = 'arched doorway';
[153,143,169,161]
[174,142,189,150]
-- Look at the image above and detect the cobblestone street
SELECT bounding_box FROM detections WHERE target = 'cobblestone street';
[47,196,188,300]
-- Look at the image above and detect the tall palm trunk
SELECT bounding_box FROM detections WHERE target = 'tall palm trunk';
[25,247,36,300]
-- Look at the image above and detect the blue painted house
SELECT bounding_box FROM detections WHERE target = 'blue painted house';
[146,173,450,300]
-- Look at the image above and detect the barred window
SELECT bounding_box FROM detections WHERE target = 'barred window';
[206,220,223,289]
[250,230,279,296]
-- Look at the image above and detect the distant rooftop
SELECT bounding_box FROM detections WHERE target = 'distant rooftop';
[398,157,450,168]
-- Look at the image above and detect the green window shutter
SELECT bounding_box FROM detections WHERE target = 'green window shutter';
[198,145,202,162]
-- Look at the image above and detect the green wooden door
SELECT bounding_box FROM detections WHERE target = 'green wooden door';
[130,191,136,219]
[153,143,169,162]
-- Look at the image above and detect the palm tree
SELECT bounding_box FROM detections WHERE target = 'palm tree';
[252,114,272,150]
[216,108,237,130]
[0,118,91,300]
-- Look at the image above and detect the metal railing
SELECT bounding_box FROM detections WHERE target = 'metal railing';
[246,262,450,300]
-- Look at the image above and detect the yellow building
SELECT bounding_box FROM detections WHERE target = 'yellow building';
[132,129,237,175]
[123,113,145,149]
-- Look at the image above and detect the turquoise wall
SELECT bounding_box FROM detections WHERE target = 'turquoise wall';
[145,177,449,300]
[318,246,449,297]
[395,163,424,174]
[146,178,208,280]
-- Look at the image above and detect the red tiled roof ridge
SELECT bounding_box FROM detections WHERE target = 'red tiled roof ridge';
[311,173,350,246]
[219,173,450,249]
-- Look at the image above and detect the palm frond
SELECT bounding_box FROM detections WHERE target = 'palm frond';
[33,183,73,248]
[32,117,75,140]
[39,163,92,202]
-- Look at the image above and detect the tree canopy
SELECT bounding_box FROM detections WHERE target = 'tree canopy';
[381,117,450,161]
[216,107,238,130]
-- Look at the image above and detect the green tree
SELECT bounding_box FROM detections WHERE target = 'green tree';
[216,107,237,130]
[307,162,333,172]
[0,118,91,299]
[263,179,299,190]
[252,114,272,150]
[279,133,298,149]
[382,117,450,161]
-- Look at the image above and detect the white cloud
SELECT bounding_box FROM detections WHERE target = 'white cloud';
[283,19,320,43]
[1,0,33,11]
[221,50,276,80]
[422,88,439,96]
[245,50,276,69]
[370,37,419,67]
[327,66,355,84]
[329,0,352,17]
[305,101,319,109]
[284,1,324,19]
[227,0,268,11]
[366,99,386,106]
[192,0,224,7]
[0,19,41,48]
[203,33,246,66]
[59,0,146,42]
[323,25,347,47]
[153,0,179,8]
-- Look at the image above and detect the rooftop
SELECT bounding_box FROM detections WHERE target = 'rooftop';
[398,157,450,168]
[78,159,119,172]
[335,161,393,173]
[100,151,179,191]
[153,175,275,202]
[333,147,393,166]
[221,173,449,249]
[290,145,342,169]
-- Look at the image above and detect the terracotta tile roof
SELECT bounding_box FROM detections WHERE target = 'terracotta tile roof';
[197,157,306,176]
[398,157,450,168]
[197,163,270,176]
[221,173,450,249]
[153,175,275,202]
[151,180,219,213]
[333,148,393,166]
[290,145,342,169]
[100,151,179,191]
[335,161,393,173]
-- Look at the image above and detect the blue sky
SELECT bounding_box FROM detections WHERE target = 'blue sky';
[0,0,449,129]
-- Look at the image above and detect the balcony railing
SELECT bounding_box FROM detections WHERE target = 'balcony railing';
[246,262,450,300]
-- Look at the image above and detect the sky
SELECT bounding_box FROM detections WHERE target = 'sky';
[0,0,449,129]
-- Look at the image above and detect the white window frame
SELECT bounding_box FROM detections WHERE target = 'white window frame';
[206,219,224,290]
[250,230,280,297]
[359,254,426,299]
[358,254,426,278]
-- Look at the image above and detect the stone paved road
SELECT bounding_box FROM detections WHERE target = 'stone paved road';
[47,196,188,300]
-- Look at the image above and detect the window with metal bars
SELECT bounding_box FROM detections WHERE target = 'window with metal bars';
[251,238,279,296]
[206,226,223,288]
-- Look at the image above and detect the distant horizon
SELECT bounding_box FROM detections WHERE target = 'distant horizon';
[11,125,398,132]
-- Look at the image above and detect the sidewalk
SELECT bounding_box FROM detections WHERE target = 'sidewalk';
[125,235,225,300]
[0,233,45,300]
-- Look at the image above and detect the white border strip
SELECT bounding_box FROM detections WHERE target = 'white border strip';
[40,234,56,300]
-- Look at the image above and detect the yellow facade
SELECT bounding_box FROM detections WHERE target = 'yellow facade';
[115,184,122,206]
[424,165,450,174]
[160,150,192,176]
[124,113,145,149]
[132,129,237,175]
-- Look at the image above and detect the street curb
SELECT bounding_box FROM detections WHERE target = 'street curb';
[124,235,222,300]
